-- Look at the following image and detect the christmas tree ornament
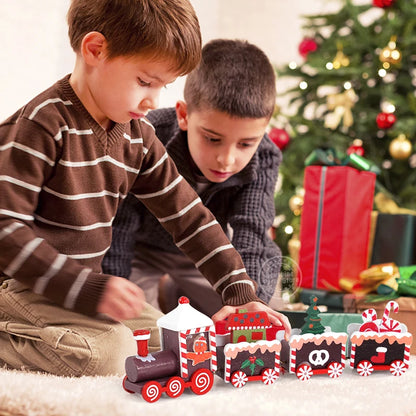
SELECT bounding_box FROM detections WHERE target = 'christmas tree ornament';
[298,37,318,58]
[268,127,290,150]
[288,194,304,216]
[347,139,365,156]
[373,0,396,7]
[379,36,402,66]
[332,43,350,69]
[389,134,412,160]
[288,235,300,265]
[376,112,397,129]
[324,88,357,130]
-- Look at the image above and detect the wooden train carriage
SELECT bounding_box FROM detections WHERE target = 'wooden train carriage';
[216,339,281,388]
[350,331,413,376]
[289,332,347,380]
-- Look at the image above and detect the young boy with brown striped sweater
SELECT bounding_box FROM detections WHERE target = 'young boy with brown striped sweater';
[0,0,290,377]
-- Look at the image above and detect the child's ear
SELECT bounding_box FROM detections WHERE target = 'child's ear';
[81,31,107,66]
[175,100,188,131]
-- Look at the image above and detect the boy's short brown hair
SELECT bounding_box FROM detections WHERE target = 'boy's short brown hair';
[184,39,276,119]
[67,0,201,76]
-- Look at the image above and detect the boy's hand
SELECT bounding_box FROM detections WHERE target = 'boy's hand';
[212,302,292,341]
[97,276,146,321]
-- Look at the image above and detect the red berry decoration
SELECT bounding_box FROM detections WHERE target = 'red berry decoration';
[376,112,397,129]
[269,127,290,150]
[373,0,396,7]
[298,38,318,58]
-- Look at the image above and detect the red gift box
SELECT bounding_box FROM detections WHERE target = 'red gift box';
[298,165,376,290]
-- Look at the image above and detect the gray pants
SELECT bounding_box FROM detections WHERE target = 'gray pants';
[130,244,223,317]
[0,278,162,376]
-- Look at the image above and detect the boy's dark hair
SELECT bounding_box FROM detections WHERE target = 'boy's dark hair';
[67,0,201,76]
[184,39,276,119]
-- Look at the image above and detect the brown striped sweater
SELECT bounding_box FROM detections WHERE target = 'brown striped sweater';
[0,75,260,316]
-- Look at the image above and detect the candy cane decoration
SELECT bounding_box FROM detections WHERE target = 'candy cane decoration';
[379,300,401,332]
[359,308,379,332]
[362,308,377,323]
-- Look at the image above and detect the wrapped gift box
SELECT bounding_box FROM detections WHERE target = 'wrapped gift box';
[298,165,376,291]
[370,213,416,266]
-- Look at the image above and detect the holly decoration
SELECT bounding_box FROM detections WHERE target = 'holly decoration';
[376,112,397,129]
[298,37,318,58]
[241,355,264,376]
[301,296,326,335]
[269,127,290,150]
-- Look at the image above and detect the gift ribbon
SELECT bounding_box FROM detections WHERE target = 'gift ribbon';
[337,263,416,297]
[304,148,380,174]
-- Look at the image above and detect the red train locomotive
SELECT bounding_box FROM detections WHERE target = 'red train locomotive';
[123,297,216,402]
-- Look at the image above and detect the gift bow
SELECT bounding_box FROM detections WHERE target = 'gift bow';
[337,263,416,297]
[304,148,381,174]
[324,88,357,130]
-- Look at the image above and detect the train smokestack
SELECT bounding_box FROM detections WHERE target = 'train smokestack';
[133,329,151,357]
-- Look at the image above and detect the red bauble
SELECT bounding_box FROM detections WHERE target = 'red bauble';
[269,127,290,150]
[373,0,396,7]
[298,38,318,58]
[347,139,365,156]
[376,112,397,129]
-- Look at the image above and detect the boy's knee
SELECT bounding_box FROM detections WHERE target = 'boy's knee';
[85,324,137,377]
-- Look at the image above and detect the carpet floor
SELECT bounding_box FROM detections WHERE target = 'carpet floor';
[0,356,415,416]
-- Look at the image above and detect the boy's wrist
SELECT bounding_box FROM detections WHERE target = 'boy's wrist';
[221,280,263,306]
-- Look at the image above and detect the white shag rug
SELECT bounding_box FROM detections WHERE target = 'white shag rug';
[1,357,416,416]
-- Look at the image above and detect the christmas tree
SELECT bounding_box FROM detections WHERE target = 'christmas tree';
[271,0,416,256]
[301,296,326,335]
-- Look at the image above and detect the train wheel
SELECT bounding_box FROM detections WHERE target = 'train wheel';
[296,363,313,381]
[390,360,406,376]
[122,375,135,394]
[231,370,248,388]
[261,368,279,385]
[357,360,373,377]
[328,362,344,379]
[142,381,162,403]
[166,376,185,398]
[190,369,214,395]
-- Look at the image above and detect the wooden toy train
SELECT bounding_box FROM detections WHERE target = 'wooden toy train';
[122,297,413,403]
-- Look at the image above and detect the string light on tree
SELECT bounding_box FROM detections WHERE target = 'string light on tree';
[289,194,304,216]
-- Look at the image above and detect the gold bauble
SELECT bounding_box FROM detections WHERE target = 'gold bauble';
[389,134,412,160]
[288,235,301,264]
[289,195,304,216]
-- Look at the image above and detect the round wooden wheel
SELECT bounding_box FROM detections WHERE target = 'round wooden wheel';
[141,380,162,403]
[231,370,248,388]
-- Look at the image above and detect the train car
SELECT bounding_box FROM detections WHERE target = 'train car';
[215,309,285,388]
[287,331,347,380]
[123,296,216,402]
[349,301,413,377]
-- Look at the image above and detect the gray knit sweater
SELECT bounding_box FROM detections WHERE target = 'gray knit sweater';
[102,107,282,302]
